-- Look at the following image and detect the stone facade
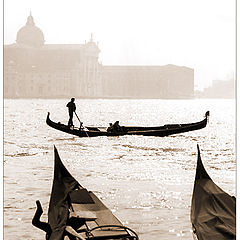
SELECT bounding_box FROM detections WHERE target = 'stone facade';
[4,14,101,98]
[4,14,194,99]
[102,65,194,98]
[199,78,235,98]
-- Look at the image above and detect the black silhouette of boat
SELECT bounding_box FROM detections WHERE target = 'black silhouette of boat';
[38,146,139,239]
[191,145,236,240]
[46,111,209,138]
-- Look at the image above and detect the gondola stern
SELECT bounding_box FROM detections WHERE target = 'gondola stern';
[46,112,51,124]
[195,144,211,181]
[53,145,58,155]
[205,111,210,123]
[191,145,236,239]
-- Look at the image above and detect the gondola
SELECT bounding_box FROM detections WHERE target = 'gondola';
[46,111,209,138]
[33,147,138,240]
[191,145,236,240]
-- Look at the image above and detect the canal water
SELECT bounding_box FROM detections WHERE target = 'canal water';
[4,98,235,240]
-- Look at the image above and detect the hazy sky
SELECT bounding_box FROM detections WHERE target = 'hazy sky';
[4,0,235,90]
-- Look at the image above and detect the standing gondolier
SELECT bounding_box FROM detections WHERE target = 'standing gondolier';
[66,98,76,127]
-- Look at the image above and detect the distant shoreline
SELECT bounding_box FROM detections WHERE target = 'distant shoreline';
[3,97,235,100]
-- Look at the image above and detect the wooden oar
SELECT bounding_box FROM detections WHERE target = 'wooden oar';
[74,112,89,137]
[74,112,83,128]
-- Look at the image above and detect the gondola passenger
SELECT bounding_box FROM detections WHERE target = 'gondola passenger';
[107,121,122,133]
[107,123,113,132]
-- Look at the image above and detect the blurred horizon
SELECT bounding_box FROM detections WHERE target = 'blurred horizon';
[4,0,235,90]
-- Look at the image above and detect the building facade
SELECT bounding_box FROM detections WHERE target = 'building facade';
[4,14,194,99]
[4,14,102,98]
[199,78,235,98]
[102,65,194,98]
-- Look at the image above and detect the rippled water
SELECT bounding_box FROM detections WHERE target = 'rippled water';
[4,99,236,240]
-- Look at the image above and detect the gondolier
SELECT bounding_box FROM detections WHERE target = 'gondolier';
[66,98,76,127]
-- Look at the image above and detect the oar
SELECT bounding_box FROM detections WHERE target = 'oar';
[74,112,83,128]
[74,112,89,137]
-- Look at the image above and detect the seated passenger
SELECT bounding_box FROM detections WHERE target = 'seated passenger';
[107,123,113,132]
[107,121,122,133]
[112,121,121,132]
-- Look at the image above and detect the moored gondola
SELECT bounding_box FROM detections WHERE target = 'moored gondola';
[46,111,209,138]
[32,147,139,240]
[191,145,236,240]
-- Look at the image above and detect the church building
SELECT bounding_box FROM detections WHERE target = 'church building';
[4,14,194,99]
[4,13,102,98]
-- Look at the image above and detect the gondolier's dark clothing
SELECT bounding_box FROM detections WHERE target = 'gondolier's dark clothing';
[66,101,76,127]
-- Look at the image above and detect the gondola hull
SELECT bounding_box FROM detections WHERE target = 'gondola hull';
[191,145,236,240]
[47,147,139,240]
[46,111,209,138]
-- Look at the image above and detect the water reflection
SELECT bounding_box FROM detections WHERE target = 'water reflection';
[4,99,235,240]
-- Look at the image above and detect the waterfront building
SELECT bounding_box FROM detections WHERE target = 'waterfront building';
[200,78,235,98]
[102,65,194,98]
[4,14,101,98]
[4,14,194,99]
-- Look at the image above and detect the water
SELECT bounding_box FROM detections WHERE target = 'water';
[4,99,236,240]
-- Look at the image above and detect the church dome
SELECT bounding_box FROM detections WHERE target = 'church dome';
[16,14,44,47]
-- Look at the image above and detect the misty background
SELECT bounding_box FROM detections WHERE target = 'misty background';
[4,0,235,95]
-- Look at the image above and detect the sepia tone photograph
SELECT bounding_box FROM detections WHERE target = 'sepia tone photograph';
[3,0,236,239]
